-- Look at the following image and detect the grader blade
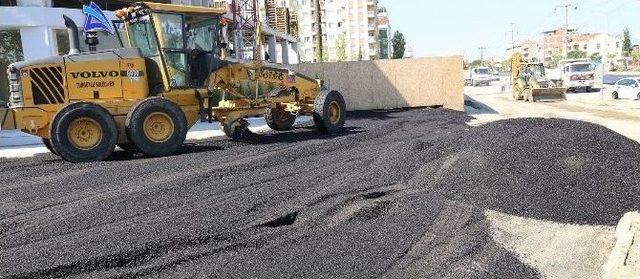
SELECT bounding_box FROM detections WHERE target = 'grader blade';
[530,88,567,102]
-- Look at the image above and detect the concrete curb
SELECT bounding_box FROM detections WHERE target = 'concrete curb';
[603,211,640,279]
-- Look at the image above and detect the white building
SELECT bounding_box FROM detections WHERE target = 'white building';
[514,28,623,66]
[0,1,119,60]
[291,0,379,62]
[0,0,122,102]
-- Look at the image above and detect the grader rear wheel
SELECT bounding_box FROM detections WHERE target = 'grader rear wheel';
[126,97,187,157]
[42,138,58,155]
[50,102,117,162]
[117,142,139,153]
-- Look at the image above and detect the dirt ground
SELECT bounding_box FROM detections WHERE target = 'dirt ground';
[1,107,639,279]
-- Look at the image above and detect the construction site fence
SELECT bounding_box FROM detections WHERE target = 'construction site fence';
[291,56,464,112]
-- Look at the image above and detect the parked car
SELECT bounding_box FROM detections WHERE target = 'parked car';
[464,67,492,86]
[611,78,640,100]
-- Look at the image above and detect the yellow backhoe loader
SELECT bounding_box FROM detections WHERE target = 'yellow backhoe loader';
[510,53,566,102]
[0,2,346,162]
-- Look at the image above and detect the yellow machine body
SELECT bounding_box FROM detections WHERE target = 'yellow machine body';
[510,53,566,102]
[0,2,344,163]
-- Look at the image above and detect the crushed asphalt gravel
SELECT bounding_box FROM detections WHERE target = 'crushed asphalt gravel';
[0,108,639,279]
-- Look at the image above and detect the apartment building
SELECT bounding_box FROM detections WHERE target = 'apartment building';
[291,0,379,62]
[515,28,623,66]
[376,6,390,59]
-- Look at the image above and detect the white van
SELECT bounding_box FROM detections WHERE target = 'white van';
[464,67,492,87]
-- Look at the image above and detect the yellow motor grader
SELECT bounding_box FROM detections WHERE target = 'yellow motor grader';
[510,53,566,102]
[0,2,346,162]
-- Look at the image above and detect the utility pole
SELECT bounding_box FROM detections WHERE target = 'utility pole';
[556,0,576,59]
[479,46,487,65]
[314,0,323,62]
[506,23,517,55]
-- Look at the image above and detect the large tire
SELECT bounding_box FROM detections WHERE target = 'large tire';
[50,102,117,162]
[117,142,139,153]
[313,90,346,134]
[126,97,187,157]
[265,106,296,131]
[42,138,58,155]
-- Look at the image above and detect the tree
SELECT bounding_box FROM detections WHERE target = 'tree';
[551,54,564,67]
[567,50,587,59]
[0,31,24,102]
[622,27,632,57]
[501,57,512,72]
[314,47,328,62]
[590,52,602,64]
[335,35,347,62]
[391,31,406,59]
[631,49,640,63]
[469,59,484,68]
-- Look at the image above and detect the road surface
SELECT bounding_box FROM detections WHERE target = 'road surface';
[1,106,639,278]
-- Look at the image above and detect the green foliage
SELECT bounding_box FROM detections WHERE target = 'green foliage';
[501,58,512,72]
[335,35,347,62]
[0,31,24,102]
[314,47,328,63]
[590,52,602,64]
[567,50,587,59]
[469,59,485,68]
[623,28,633,57]
[391,31,406,59]
[551,54,563,67]
[631,50,640,63]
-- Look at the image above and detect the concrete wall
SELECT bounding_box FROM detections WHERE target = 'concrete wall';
[291,56,464,111]
[0,6,117,60]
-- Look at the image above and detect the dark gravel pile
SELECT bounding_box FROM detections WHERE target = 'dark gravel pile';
[0,109,638,279]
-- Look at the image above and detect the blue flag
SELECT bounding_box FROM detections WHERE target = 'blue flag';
[82,2,114,35]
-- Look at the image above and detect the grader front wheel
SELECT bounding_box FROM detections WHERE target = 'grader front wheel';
[313,90,347,133]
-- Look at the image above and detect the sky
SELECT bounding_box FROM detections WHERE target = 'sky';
[378,0,640,61]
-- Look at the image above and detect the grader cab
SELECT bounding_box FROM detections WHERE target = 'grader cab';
[510,53,566,102]
[0,2,346,162]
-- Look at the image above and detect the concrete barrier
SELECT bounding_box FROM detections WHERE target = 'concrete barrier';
[291,56,464,111]
[603,211,640,279]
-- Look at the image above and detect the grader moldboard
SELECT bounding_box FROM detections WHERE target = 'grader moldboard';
[510,53,567,102]
[0,2,346,162]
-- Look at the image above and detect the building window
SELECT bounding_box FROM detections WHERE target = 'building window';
[0,30,24,102]
[0,0,18,6]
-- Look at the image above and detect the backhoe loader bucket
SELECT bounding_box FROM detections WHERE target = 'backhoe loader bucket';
[530,88,567,102]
